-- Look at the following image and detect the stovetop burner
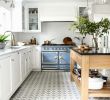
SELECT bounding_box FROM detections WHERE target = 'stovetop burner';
[42,44,75,46]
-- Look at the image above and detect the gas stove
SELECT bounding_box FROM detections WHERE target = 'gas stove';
[41,44,75,71]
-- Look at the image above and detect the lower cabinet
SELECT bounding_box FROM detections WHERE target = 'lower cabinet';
[20,51,26,81]
[20,49,33,82]
[11,52,21,92]
[0,56,11,100]
[32,46,41,71]
[26,51,32,74]
[0,47,33,100]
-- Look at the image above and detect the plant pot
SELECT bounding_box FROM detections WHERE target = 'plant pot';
[0,42,6,49]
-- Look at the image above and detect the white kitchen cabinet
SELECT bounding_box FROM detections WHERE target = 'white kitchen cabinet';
[11,52,21,92]
[32,46,41,71]
[0,6,11,33]
[20,51,26,81]
[25,49,33,74]
[27,50,33,73]
[0,56,11,100]
[93,4,110,22]
[24,4,41,32]
[20,48,33,82]
[39,3,76,21]
[11,0,22,32]
[0,46,34,100]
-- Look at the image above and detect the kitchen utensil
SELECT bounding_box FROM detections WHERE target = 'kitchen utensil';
[44,40,51,44]
[63,37,73,44]
[44,39,55,45]
[89,77,106,89]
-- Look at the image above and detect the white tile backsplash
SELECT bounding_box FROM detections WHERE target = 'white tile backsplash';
[15,22,93,45]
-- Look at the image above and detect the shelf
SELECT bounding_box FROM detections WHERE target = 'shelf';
[71,72,110,97]
[89,83,110,97]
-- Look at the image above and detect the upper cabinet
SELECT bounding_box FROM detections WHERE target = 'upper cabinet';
[11,0,23,32]
[0,6,11,33]
[74,1,94,21]
[39,2,77,21]
[93,4,110,22]
[23,3,41,32]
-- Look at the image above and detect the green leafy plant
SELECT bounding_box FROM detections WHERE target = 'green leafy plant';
[70,17,110,49]
[0,34,9,42]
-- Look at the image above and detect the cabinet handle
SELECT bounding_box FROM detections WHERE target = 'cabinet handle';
[18,52,19,54]
[54,56,58,59]
[11,59,14,61]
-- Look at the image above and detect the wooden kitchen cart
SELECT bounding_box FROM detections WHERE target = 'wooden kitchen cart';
[70,49,110,100]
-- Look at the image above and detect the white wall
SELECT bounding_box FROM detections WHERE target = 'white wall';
[15,22,92,46]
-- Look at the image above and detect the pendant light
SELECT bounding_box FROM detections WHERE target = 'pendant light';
[0,0,15,8]
[10,0,15,8]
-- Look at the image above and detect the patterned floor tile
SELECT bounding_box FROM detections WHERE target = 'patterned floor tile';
[10,71,110,100]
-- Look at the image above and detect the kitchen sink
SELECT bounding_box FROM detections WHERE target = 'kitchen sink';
[10,46,22,49]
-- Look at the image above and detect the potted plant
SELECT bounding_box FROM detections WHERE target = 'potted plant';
[70,17,110,50]
[0,34,9,49]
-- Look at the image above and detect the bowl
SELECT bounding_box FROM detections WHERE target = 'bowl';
[89,77,106,89]
[17,42,25,46]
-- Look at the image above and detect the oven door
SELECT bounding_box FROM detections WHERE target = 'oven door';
[59,52,70,64]
[42,52,58,64]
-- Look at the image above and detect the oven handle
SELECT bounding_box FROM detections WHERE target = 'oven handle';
[59,56,64,60]
[54,56,58,59]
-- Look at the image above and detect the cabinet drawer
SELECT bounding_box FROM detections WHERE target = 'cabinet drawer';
[42,65,58,70]
[59,65,70,71]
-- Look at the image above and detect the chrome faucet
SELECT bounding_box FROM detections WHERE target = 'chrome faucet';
[4,31,16,46]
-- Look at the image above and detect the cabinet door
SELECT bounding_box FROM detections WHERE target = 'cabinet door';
[32,46,41,71]
[20,52,26,81]
[0,56,11,100]
[25,52,29,75]
[28,51,32,72]
[25,5,41,32]
[59,52,70,64]
[11,52,20,91]
[42,52,58,64]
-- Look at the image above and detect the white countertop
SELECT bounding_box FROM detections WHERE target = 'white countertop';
[0,45,32,56]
